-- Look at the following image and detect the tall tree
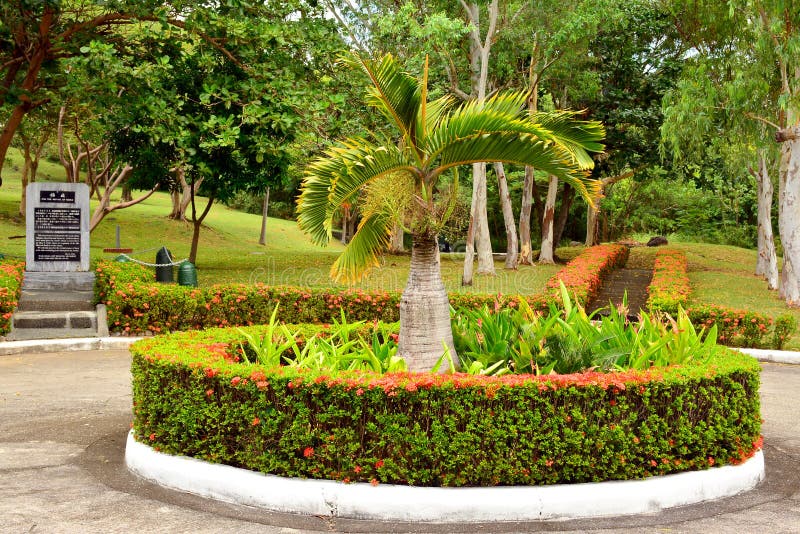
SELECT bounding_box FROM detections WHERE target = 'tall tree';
[662,0,786,294]
[298,55,604,371]
[0,1,261,186]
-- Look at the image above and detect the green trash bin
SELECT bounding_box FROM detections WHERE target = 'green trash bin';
[178,261,198,287]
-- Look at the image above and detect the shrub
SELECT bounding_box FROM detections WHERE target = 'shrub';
[547,244,629,305]
[686,305,770,348]
[647,248,690,312]
[0,260,25,336]
[771,314,797,350]
[131,326,762,487]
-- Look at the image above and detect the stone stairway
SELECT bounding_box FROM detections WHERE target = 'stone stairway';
[586,268,653,321]
[7,272,107,340]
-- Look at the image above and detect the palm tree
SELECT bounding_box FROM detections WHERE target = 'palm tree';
[297,54,604,372]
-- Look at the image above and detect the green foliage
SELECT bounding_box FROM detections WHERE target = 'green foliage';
[94,259,549,334]
[297,53,604,282]
[0,259,24,335]
[453,287,723,376]
[771,315,797,350]
[647,248,690,311]
[131,327,762,487]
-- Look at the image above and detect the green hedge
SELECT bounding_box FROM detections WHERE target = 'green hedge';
[95,260,552,334]
[647,248,690,311]
[131,325,762,487]
[0,260,25,336]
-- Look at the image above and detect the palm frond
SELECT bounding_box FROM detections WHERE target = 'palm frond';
[431,131,601,201]
[347,54,421,148]
[532,111,606,168]
[297,140,418,246]
[331,211,392,283]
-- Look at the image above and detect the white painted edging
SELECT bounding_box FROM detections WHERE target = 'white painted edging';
[125,431,764,522]
[0,336,143,356]
[738,347,800,365]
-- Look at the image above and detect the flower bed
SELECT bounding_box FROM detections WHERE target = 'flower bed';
[547,244,629,305]
[131,325,762,487]
[647,248,690,312]
[0,260,25,336]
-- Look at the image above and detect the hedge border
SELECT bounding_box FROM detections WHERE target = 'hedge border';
[130,325,762,488]
[644,249,774,348]
[647,248,690,312]
[95,245,625,334]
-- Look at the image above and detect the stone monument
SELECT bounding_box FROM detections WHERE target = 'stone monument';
[26,182,91,272]
[7,182,102,340]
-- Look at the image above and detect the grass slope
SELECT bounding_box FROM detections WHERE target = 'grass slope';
[0,149,560,293]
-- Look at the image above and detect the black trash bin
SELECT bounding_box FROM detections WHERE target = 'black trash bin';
[155,246,174,283]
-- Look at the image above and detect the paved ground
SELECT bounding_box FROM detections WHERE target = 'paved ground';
[1,349,799,533]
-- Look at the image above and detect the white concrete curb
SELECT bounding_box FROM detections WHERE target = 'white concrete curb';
[0,336,143,356]
[125,431,765,523]
[737,347,800,365]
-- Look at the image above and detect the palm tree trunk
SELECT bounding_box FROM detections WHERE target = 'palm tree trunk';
[398,232,457,372]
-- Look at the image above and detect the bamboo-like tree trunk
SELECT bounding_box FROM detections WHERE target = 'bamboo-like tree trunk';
[778,124,800,304]
[398,232,457,372]
[494,162,518,268]
[539,175,559,264]
[751,153,778,289]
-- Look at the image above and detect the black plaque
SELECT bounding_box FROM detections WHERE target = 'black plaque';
[33,207,82,262]
[39,190,76,204]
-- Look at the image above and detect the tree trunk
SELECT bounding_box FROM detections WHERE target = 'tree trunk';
[474,162,495,274]
[461,0,498,285]
[494,162,518,268]
[778,124,800,304]
[398,232,457,372]
[553,183,575,249]
[189,188,215,264]
[341,205,351,244]
[585,200,599,246]
[121,182,133,202]
[752,153,778,290]
[539,175,559,264]
[519,166,535,264]
[169,189,182,219]
[19,137,32,218]
[259,186,270,246]
[389,222,405,253]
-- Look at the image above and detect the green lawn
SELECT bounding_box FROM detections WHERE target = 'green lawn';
[0,149,562,294]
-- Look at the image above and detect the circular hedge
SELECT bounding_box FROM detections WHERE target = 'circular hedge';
[130,324,762,487]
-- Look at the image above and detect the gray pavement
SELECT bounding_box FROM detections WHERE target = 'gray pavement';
[1,349,799,533]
